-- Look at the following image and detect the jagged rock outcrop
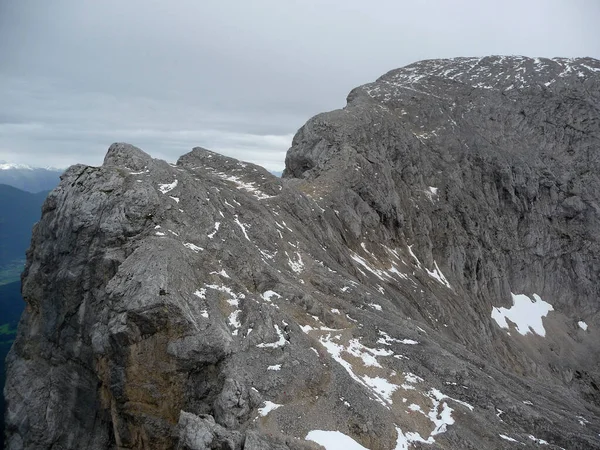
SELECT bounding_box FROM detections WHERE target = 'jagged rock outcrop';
[4,56,600,449]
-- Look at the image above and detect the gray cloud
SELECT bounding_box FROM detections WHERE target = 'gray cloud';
[1,0,599,170]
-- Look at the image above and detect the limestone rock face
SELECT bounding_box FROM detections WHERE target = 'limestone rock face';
[5,57,600,449]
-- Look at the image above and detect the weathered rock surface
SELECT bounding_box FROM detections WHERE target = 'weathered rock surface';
[4,57,600,449]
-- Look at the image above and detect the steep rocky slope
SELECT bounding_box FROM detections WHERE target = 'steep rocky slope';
[4,56,600,449]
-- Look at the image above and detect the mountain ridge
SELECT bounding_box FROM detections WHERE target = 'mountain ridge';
[4,56,600,449]
[0,165,62,193]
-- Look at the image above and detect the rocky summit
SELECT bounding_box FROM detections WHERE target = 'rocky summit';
[4,56,600,449]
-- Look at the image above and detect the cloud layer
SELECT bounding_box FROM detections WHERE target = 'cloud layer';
[1,0,599,170]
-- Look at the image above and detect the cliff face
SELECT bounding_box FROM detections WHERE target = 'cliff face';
[4,57,600,449]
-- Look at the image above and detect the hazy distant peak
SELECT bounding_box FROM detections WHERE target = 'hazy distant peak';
[0,161,64,171]
[0,162,34,171]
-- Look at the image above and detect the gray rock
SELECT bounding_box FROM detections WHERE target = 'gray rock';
[5,56,600,449]
[177,412,243,450]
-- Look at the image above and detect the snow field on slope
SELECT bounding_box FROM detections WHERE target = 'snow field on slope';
[491,293,554,336]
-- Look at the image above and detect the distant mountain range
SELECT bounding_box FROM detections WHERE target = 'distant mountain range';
[0,184,48,270]
[0,162,63,193]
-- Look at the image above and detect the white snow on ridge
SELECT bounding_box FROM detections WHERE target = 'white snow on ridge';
[262,290,281,302]
[362,375,399,403]
[427,391,455,436]
[204,284,245,305]
[233,215,251,241]
[310,327,473,446]
[306,430,369,450]
[207,222,220,239]
[581,63,600,73]
[258,401,282,417]
[215,172,273,200]
[210,269,230,278]
[317,333,400,407]
[286,251,304,273]
[425,186,438,202]
[394,388,473,447]
[426,261,452,289]
[528,435,549,445]
[395,427,435,448]
[491,293,554,336]
[183,242,203,252]
[377,331,401,346]
[407,246,452,288]
[256,325,287,348]
[346,338,393,368]
[499,434,521,443]
[350,252,390,281]
[158,180,178,194]
[228,310,242,334]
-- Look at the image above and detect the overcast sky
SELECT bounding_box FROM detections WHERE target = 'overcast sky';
[1,0,599,170]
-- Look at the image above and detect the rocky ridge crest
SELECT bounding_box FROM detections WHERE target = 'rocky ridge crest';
[4,56,600,449]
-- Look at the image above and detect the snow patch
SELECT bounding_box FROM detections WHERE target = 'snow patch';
[300,324,314,334]
[207,222,220,239]
[210,269,230,278]
[233,215,251,241]
[258,401,282,417]
[318,333,398,406]
[256,325,287,348]
[528,435,548,445]
[426,261,452,289]
[425,186,438,202]
[346,339,393,368]
[499,434,521,443]
[491,293,554,336]
[286,251,304,273]
[215,172,273,200]
[204,284,245,305]
[351,252,390,281]
[183,242,203,252]
[377,331,402,346]
[306,430,369,450]
[158,180,178,194]
[262,290,281,302]
[228,310,241,334]
[362,376,399,403]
